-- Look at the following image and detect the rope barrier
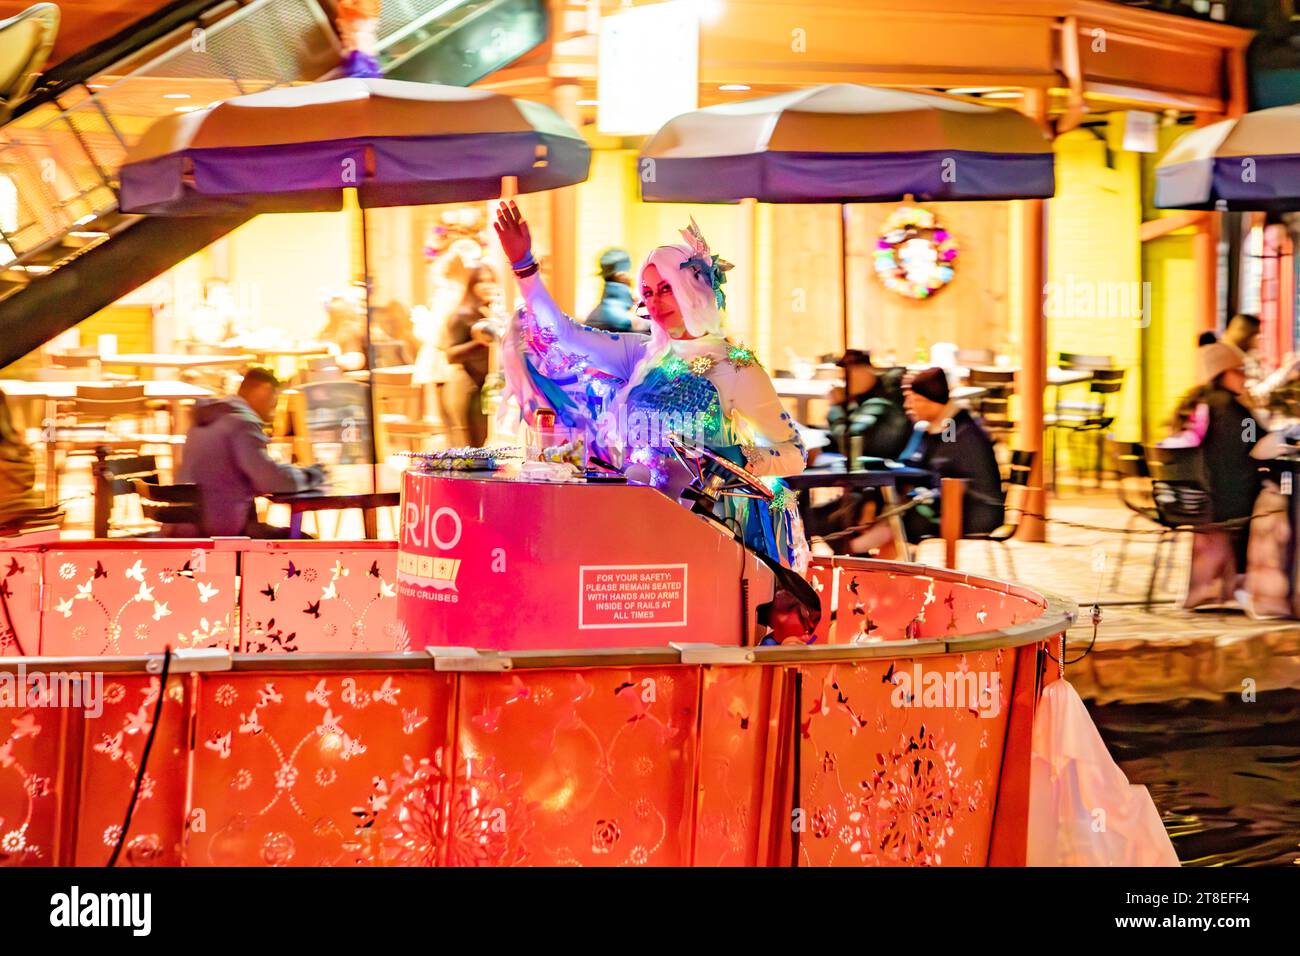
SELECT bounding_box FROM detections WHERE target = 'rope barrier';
[813,483,1291,545]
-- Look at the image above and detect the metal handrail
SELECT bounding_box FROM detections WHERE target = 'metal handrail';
[11,0,238,122]
[0,587,1075,674]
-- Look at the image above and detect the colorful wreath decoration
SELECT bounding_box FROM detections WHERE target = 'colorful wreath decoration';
[873,206,958,300]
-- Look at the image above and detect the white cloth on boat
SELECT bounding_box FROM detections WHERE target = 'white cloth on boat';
[1027,679,1179,867]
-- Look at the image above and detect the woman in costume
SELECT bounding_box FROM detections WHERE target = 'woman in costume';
[493,201,809,571]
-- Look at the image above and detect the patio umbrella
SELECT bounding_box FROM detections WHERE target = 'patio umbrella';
[117,77,591,480]
[639,83,1055,345]
[1155,105,1300,211]
[118,78,590,215]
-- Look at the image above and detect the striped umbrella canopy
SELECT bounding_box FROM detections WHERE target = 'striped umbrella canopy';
[1155,105,1300,211]
[639,84,1055,204]
[118,77,591,215]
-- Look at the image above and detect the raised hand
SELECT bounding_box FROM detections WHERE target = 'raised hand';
[493,200,532,265]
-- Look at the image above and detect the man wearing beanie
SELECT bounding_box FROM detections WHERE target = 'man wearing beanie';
[585,248,650,335]
[845,366,1004,554]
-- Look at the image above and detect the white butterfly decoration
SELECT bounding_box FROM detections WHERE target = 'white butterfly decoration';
[238,710,263,736]
[94,732,125,761]
[401,709,428,735]
[124,707,151,736]
[205,732,231,759]
[371,677,399,706]
[305,678,331,707]
[316,708,344,737]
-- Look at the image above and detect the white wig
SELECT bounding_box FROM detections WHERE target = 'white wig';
[637,243,724,342]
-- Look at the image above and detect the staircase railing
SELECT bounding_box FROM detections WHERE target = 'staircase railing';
[0,0,340,303]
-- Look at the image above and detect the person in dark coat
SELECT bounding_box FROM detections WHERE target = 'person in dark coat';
[845,366,1004,554]
[1165,342,1261,572]
[806,350,912,546]
[825,349,911,460]
[165,367,323,538]
[585,248,651,335]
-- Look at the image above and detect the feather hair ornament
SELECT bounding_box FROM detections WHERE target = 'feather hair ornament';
[678,217,734,310]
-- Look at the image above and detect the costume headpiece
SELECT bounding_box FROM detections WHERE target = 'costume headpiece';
[678,218,733,311]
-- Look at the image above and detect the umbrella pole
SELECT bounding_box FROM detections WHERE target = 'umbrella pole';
[840,203,850,351]
[359,201,379,494]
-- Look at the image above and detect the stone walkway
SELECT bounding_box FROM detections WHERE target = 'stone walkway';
[906,490,1300,703]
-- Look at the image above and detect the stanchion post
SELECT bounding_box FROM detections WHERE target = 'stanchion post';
[940,477,965,569]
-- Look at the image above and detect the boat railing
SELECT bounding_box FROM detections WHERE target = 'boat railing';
[0,533,1075,657]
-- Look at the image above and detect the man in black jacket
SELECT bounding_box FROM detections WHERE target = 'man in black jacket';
[825,349,911,460]
[844,367,1004,553]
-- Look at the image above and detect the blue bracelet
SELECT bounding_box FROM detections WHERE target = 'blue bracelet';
[510,251,536,271]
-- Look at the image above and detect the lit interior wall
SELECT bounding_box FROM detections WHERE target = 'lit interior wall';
[570,147,760,353]
[846,201,1011,363]
[222,211,353,342]
[1046,119,1144,442]
[567,148,1016,380]
[1140,123,1203,439]
[1142,234,1197,438]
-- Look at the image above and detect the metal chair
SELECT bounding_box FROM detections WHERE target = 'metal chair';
[1143,444,1215,607]
[965,449,1036,580]
[1048,361,1126,488]
[967,367,1016,447]
[131,478,204,534]
[92,449,160,537]
[1106,439,1162,589]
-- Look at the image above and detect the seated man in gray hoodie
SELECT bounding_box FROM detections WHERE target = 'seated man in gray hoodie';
[168,367,323,537]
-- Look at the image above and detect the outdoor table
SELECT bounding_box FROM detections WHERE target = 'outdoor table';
[774,377,839,423]
[100,353,254,374]
[785,461,933,556]
[245,345,333,362]
[0,379,213,433]
[264,488,401,539]
[262,463,401,539]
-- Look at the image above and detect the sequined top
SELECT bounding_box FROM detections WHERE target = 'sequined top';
[510,273,807,480]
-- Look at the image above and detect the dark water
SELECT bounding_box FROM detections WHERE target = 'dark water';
[1087,690,1300,866]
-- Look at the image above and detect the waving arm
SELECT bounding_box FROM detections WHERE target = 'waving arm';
[494,201,642,380]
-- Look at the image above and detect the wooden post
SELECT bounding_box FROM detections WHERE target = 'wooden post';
[1193,110,1224,338]
[940,476,965,569]
[1016,91,1048,542]
[1193,215,1220,336]
[92,445,111,538]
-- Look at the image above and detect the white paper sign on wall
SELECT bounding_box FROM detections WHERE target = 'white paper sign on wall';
[1122,111,1158,154]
